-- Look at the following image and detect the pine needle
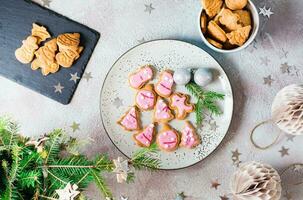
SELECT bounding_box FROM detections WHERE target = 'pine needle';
[186,82,224,125]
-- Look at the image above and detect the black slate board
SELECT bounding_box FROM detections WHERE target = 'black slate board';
[0,0,100,104]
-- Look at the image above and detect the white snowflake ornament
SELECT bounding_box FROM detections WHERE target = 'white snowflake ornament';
[55,183,80,200]
[113,157,129,183]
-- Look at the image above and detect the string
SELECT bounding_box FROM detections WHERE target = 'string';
[250,119,282,150]
[280,163,303,186]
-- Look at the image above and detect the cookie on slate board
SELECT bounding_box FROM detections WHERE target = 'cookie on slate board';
[0,0,100,104]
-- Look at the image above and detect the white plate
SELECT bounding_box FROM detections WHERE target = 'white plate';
[100,40,233,170]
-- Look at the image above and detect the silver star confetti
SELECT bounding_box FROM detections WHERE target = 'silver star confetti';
[280,48,288,58]
[211,180,221,190]
[70,122,80,132]
[259,6,274,18]
[120,195,128,200]
[144,3,155,14]
[54,82,64,93]
[70,72,80,83]
[232,149,242,167]
[286,134,295,142]
[82,72,93,82]
[263,75,274,86]
[281,62,291,74]
[279,146,289,157]
[113,157,129,183]
[137,37,146,44]
[209,121,218,131]
[41,0,51,7]
[55,183,80,200]
[260,57,270,66]
[220,195,229,200]
[293,164,303,172]
[113,97,123,109]
[175,192,186,200]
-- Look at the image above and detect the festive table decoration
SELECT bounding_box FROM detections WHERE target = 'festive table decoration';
[230,161,282,200]
[193,68,213,87]
[271,84,303,135]
[186,82,224,125]
[251,84,303,149]
[0,117,160,200]
[173,68,191,85]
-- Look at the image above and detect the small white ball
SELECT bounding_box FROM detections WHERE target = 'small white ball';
[194,68,213,87]
[173,68,191,85]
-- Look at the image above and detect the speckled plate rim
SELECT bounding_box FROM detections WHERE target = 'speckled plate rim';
[99,39,234,170]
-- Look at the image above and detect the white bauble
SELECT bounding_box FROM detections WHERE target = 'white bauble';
[271,84,303,135]
[173,68,191,85]
[231,162,281,200]
[194,68,213,87]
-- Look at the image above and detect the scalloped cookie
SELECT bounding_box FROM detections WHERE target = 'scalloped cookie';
[225,0,248,10]
[226,25,251,46]
[201,0,223,18]
[234,10,251,26]
[218,8,242,31]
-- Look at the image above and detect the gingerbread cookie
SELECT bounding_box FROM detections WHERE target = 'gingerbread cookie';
[15,36,39,64]
[218,8,242,31]
[56,33,83,68]
[129,65,153,89]
[180,121,200,149]
[117,106,141,131]
[31,23,51,44]
[226,25,251,46]
[201,0,223,18]
[169,93,194,120]
[156,124,180,152]
[135,84,157,111]
[207,21,227,43]
[234,10,251,27]
[31,38,59,76]
[225,0,248,10]
[153,97,174,123]
[207,38,223,49]
[155,70,174,98]
[133,123,156,147]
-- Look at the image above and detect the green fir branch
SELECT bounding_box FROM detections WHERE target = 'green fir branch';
[90,169,113,199]
[131,143,160,170]
[186,82,224,125]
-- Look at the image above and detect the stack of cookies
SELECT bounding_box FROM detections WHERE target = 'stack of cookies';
[15,23,83,76]
[117,65,201,152]
[200,0,252,49]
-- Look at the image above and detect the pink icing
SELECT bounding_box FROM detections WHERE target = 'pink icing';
[171,95,193,118]
[154,99,172,121]
[180,125,198,148]
[129,66,153,89]
[135,123,155,147]
[136,90,155,110]
[156,72,173,96]
[120,107,138,130]
[157,130,178,150]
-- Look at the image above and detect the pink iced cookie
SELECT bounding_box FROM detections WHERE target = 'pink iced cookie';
[156,124,180,152]
[129,65,153,89]
[180,121,200,149]
[169,93,194,120]
[153,97,174,123]
[117,106,141,131]
[135,84,157,111]
[133,123,155,147]
[155,70,174,97]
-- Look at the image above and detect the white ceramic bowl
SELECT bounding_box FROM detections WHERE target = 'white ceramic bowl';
[199,0,260,53]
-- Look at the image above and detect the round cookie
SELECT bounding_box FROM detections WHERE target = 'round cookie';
[135,84,157,111]
[156,124,180,152]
